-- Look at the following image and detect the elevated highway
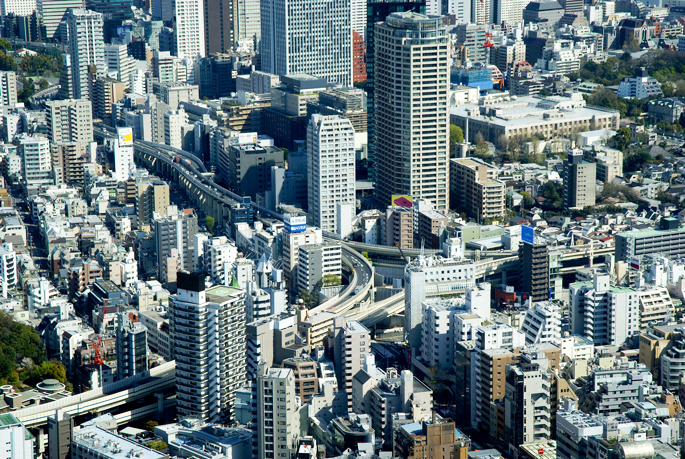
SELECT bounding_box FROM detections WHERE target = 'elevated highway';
[15,361,176,428]
[94,128,375,317]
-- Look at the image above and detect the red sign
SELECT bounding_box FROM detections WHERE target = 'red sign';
[538,449,544,455]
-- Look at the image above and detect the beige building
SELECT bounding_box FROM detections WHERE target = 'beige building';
[563,150,596,209]
[332,317,370,409]
[51,142,89,186]
[46,99,93,144]
[282,356,319,403]
[256,367,301,459]
[451,93,619,143]
[450,158,505,221]
[385,206,413,249]
[374,12,450,212]
[136,180,170,228]
[89,73,125,123]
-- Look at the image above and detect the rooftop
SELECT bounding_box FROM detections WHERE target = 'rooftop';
[73,426,166,459]
[205,285,242,303]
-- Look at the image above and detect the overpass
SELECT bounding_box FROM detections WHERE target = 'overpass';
[15,361,176,428]
[94,128,376,316]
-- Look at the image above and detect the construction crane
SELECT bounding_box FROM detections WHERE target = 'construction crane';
[396,244,410,263]
[93,336,104,365]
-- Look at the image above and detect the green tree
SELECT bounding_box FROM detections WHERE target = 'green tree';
[147,441,168,451]
[0,52,15,71]
[145,420,159,432]
[19,361,72,391]
[539,181,562,208]
[622,34,640,52]
[38,79,49,90]
[298,289,317,309]
[205,216,215,234]
[449,124,464,144]
[623,151,653,173]
[0,39,11,52]
[519,191,534,208]
[609,127,631,151]
[322,274,341,287]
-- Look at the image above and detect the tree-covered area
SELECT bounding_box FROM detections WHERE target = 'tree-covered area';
[0,313,70,390]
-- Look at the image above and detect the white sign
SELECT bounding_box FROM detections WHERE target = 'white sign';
[238,132,258,144]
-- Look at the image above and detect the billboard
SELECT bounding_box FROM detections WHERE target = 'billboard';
[630,257,640,270]
[521,225,534,244]
[117,127,133,147]
[391,195,413,208]
[238,132,258,144]
[285,215,307,233]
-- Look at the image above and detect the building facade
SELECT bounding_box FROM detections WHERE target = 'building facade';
[374,12,450,213]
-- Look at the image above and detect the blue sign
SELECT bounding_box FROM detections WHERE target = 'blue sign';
[521,225,534,244]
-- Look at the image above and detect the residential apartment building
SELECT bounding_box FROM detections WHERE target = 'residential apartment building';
[255,367,300,459]
[520,301,561,345]
[45,99,93,144]
[104,43,135,90]
[0,413,34,459]
[170,272,246,422]
[0,71,17,106]
[638,287,674,329]
[307,115,356,233]
[282,356,318,403]
[0,243,16,298]
[332,317,370,409]
[570,274,640,346]
[173,0,205,59]
[296,242,342,293]
[504,351,552,451]
[136,180,170,228]
[519,241,550,303]
[115,312,147,381]
[374,12,450,213]
[153,208,198,285]
[260,0,352,86]
[67,9,105,100]
[405,250,475,351]
[366,369,433,448]
[385,206,414,249]
[450,158,505,221]
[563,149,596,209]
[281,215,322,291]
[615,217,685,262]
[394,420,466,459]
[617,67,663,99]
[51,143,88,186]
[89,75,124,123]
[18,135,53,195]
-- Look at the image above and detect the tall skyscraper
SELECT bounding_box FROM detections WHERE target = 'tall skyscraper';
[67,8,104,100]
[307,114,356,233]
[0,72,17,107]
[38,0,84,40]
[203,0,232,55]
[563,149,596,209]
[115,312,148,381]
[260,0,353,86]
[170,272,246,422]
[374,12,450,212]
[1,0,37,16]
[234,0,260,46]
[365,0,425,178]
[173,0,205,59]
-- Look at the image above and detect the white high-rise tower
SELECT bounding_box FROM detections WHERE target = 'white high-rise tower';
[307,115,356,233]
[173,0,205,59]
[67,8,104,100]
[374,12,450,212]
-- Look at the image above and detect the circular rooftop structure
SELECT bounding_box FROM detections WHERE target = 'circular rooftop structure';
[37,379,66,393]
